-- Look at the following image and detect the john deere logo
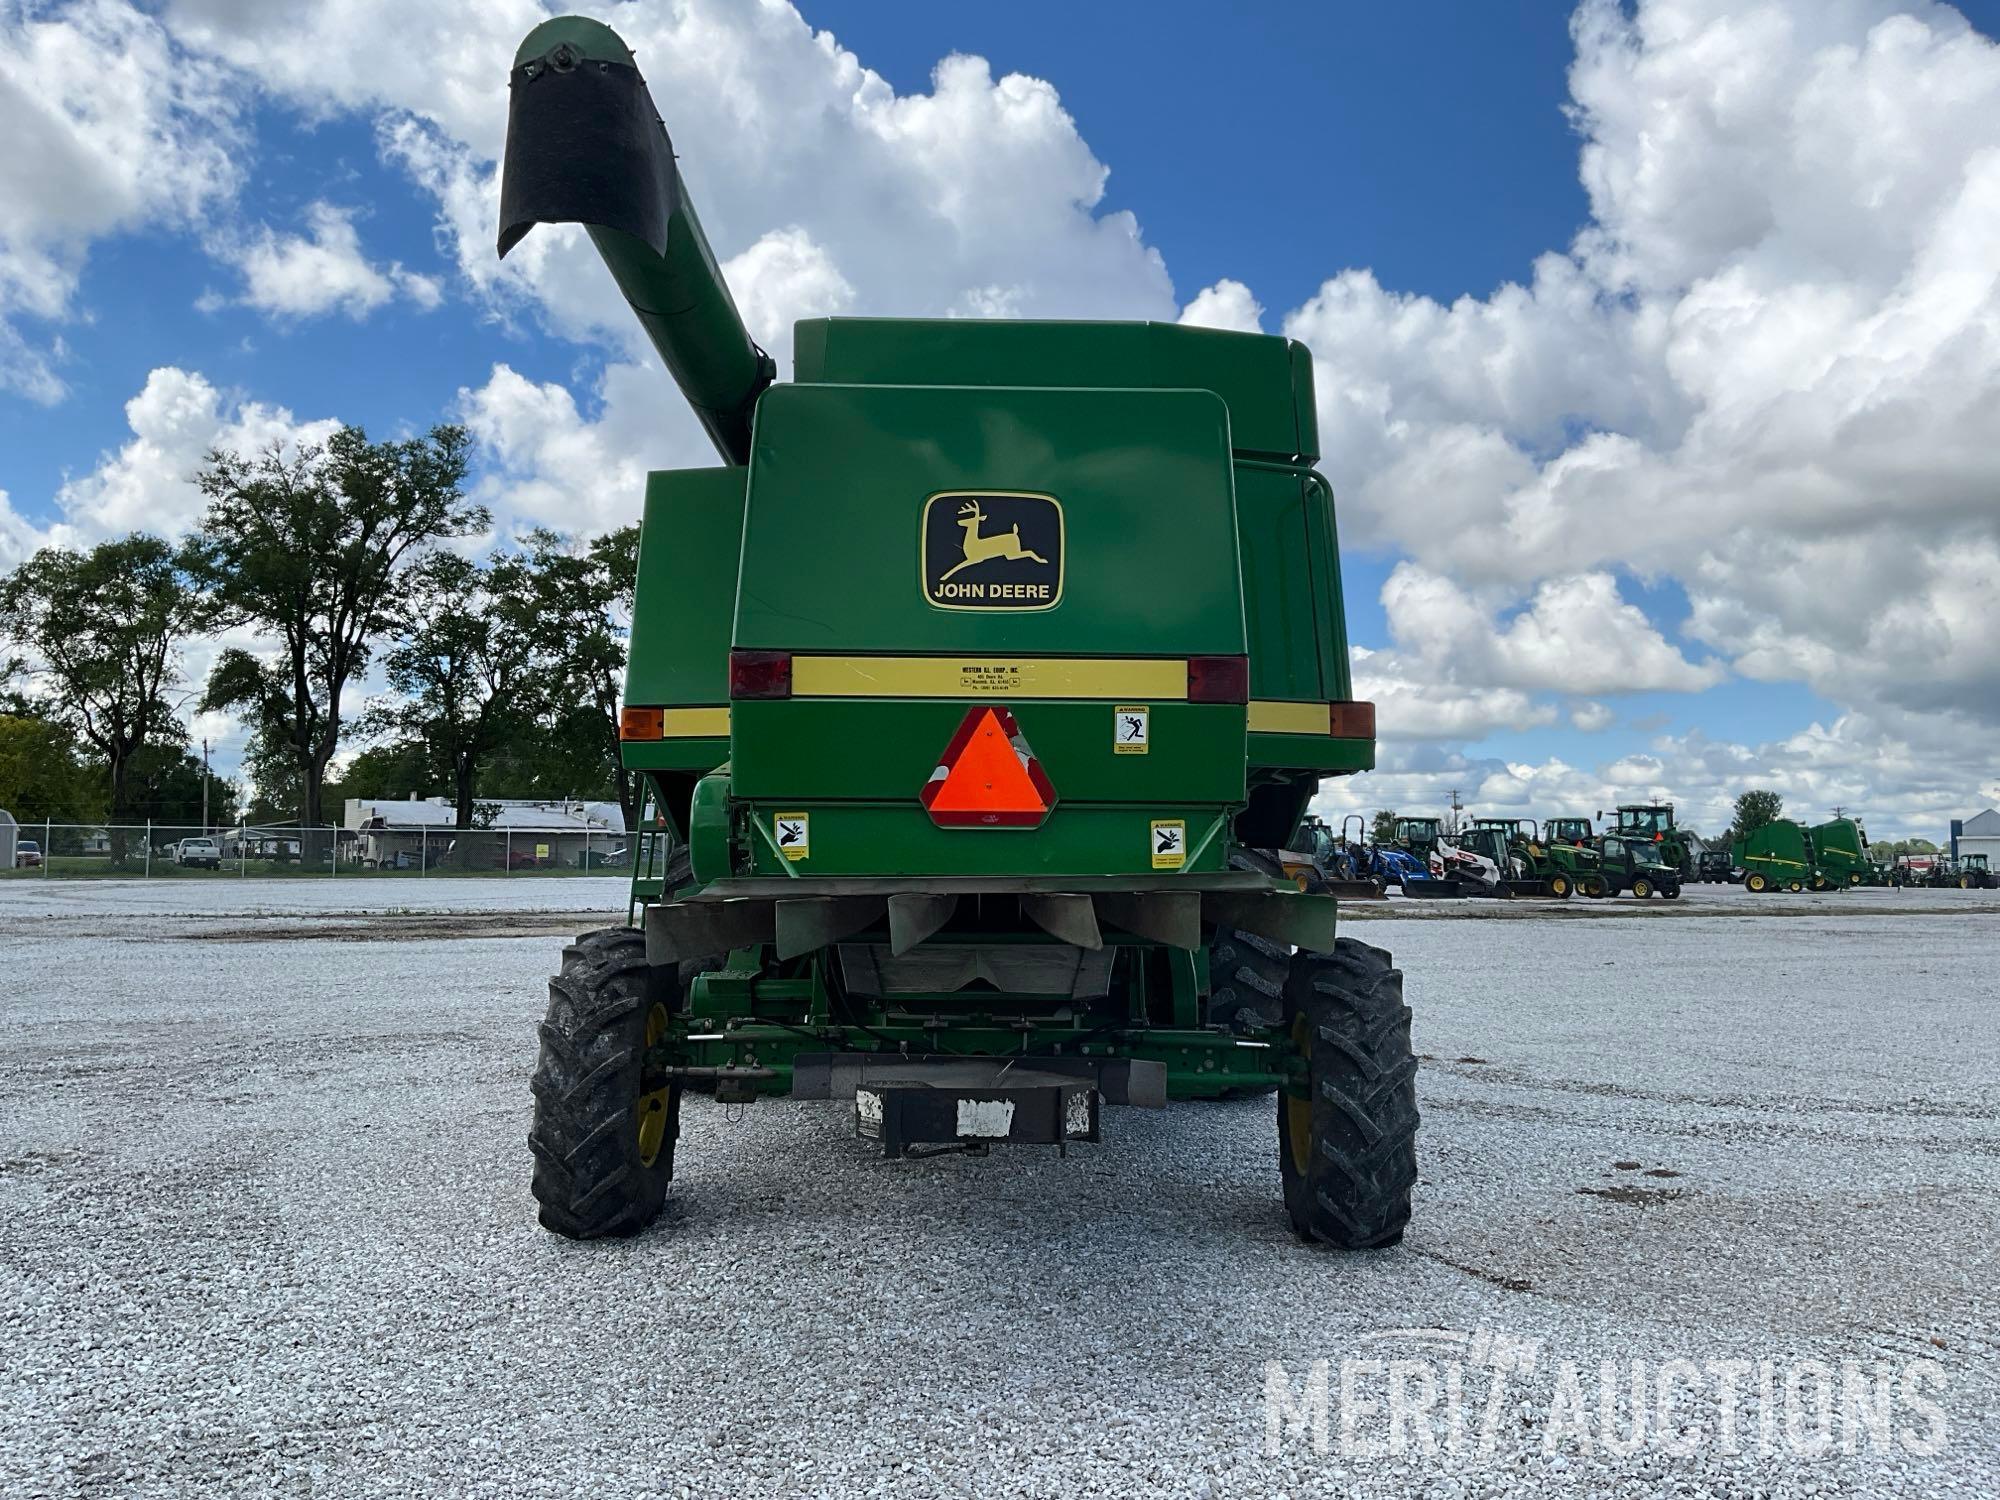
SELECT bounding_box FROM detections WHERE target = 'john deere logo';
[922,492,1064,611]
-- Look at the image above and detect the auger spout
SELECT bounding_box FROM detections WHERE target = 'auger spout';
[497,16,774,465]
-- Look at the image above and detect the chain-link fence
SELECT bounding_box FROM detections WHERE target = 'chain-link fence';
[0,823,630,880]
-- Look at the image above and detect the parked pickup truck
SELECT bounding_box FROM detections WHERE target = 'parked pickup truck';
[176,836,223,870]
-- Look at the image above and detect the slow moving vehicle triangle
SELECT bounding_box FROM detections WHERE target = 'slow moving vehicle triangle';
[921,706,1056,827]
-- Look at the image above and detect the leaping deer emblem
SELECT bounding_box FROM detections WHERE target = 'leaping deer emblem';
[939,499,1049,581]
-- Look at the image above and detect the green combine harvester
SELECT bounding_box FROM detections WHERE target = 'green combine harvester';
[499,17,1415,1248]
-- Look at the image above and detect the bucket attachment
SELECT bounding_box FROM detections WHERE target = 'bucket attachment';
[1400,876,1463,899]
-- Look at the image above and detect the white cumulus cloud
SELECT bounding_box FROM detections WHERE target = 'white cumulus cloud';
[219,202,442,321]
[1286,0,2000,737]
[1179,279,1264,333]
[0,0,241,400]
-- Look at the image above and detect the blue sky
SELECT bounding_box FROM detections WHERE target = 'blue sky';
[3,0,1998,837]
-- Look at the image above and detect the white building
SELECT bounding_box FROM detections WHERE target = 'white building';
[1957,808,2000,866]
[343,796,626,870]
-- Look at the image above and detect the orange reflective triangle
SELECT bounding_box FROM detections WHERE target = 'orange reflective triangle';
[921,707,1055,827]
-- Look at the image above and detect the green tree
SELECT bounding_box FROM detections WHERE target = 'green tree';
[512,525,639,826]
[1729,789,1784,843]
[329,740,437,804]
[367,550,539,833]
[190,425,485,838]
[1370,809,1398,845]
[119,740,239,828]
[0,713,101,824]
[0,535,217,855]
[479,718,617,802]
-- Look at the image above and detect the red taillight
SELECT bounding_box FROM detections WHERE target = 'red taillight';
[1186,655,1249,704]
[1328,700,1376,738]
[729,649,792,700]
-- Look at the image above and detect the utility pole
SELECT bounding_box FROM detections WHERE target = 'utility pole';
[1447,788,1463,834]
[201,738,212,837]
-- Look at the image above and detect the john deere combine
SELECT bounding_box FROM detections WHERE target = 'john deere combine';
[500,18,1415,1248]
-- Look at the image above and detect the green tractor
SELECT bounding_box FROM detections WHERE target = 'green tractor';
[1611,803,1694,879]
[1391,816,1444,859]
[500,18,1415,1249]
[1542,816,1613,898]
[1472,817,1588,898]
[1732,820,1816,893]
[1956,853,1997,889]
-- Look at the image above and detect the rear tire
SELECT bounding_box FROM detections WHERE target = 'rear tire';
[1277,940,1419,1250]
[529,927,680,1240]
[1746,872,1769,893]
[1549,873,1571,898]
[1632,876,1654,899]
[1209,927,1290,1034]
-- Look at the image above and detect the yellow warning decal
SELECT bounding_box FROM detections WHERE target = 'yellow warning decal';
[773,813,810,861]
[1151,820,1186,870]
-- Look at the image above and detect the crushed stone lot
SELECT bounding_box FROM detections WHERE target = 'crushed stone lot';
[2,879,1995,1497]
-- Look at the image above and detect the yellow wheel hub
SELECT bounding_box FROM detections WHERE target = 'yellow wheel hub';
[636,1001,672,1168]
[1284,1014,1313,1175]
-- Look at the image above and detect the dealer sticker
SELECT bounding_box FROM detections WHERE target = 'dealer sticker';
[774,812,810,861]
[1114,705,1150,754]
[1151,819,1186,869]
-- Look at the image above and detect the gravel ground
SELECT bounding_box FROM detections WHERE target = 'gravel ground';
[2,881,1995,1497]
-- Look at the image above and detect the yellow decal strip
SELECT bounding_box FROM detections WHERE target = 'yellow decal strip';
[1247,700,1332,735]
[658,707,731,738]
[792,656,1189,700]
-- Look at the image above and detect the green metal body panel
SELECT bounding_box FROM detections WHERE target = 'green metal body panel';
[730,700,1244,803]
[793,317,1318,461]
[1809,817,1869,886]
[734,383,1243,656]
[737,803,1231,877]
[687,771,731,885]
[1732,820,1817,888]
[1243,732,1372,775]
